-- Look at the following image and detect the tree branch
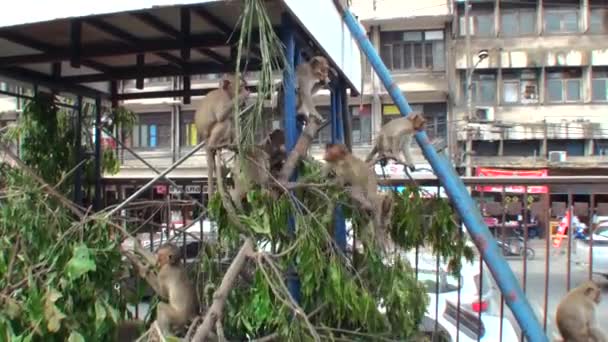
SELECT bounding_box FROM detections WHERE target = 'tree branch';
[1,143,166,297]
[278,119,325,182]
[191,238,255,342]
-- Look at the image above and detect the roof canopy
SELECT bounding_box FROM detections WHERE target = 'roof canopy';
[0,0,362,101]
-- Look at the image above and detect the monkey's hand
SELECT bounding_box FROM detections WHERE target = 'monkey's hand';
[310,110,324,122]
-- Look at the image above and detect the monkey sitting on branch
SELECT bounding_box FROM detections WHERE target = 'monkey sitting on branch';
[555,280,607,342]
[194,73,250,196]
[365,113,427,172]
[227,129,287,209]
[153,243,199,338]
[322,143,393,250]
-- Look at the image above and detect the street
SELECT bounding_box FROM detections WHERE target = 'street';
[503,239,608,341]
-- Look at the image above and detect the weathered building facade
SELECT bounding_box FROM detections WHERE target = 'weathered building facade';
[355,0,608,175]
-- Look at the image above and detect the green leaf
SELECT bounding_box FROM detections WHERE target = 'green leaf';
[66,244,96,280]
[67,332,85,342]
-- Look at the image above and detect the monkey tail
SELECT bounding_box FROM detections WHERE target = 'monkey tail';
[206,150,216,197]
[364,145,378,163]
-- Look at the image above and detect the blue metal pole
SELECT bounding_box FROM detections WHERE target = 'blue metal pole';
[331,81,347,251]
[336,5,547,342]
[281,13,300,303]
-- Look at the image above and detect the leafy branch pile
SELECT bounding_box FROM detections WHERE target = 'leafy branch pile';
[0,166,127,342]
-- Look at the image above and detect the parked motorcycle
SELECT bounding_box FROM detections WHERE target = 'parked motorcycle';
[496,229,535,260]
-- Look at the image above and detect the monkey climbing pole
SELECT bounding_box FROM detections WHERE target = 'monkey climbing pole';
[333,3,548,342]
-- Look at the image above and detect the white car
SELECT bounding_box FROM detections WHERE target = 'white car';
[574,221,608,278]
[398,249,518,342]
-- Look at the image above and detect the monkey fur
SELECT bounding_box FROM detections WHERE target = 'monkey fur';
[323,143,393,249]
[365,113,426,172]
[115,320,145,342]
[194,74,249,196]
[276,55,332,124]
[555,280,607,342]
[154,243,199,337]
[229,129,286,208]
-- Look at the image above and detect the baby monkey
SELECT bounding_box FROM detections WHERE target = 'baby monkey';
[323,143,393,248]
[365,113,426,172]
[155,243,199,337]
[555,280,607,342]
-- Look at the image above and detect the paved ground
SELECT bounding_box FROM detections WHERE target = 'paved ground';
[501,239,608,341]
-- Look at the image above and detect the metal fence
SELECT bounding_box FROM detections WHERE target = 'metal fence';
[106,174,608,341]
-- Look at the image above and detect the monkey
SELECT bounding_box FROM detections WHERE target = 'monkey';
[365,113,427,172]
[115,320,145,342]
[555,280,607,342]
[194,74,249,147]
[229,145,271,209]
[276,56,332,124]
[194,74,250,196]
[154,243,199,337]
[227,129,287,208]
[261,129,287,176]
[322,143,393,249]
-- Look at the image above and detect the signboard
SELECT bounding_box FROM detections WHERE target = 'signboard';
[475,167,548,194]
[169,185,203,194]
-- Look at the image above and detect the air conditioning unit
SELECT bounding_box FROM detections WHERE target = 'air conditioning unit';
[548,151,567,162]
[474,107,495,122]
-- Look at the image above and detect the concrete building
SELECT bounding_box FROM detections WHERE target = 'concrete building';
[353,0,608,176]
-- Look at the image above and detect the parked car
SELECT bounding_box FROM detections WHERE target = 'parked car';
[574,221,608,278]
[384,248,518,342]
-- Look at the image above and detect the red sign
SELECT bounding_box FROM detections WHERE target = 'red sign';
[475,167,548,194]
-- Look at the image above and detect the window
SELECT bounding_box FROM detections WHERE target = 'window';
[592,67,608,102]
[547,139,585,156]
[380,30,445,71]
[546,69,582,103]
[594,139,608,155]
[544,6,579,33]
[501,8,536,36]
[130,112,172,149]
[459,4,495,37]
[421,103,448,141]
[473,141,499,156]
[461,71,497,105]
[590,8,608,33]
[180,111,198,147]
[351,105,372,145]
[503,140,541,157]
[502,69,540,104]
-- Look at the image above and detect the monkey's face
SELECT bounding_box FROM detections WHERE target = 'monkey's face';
[324,143,348,162]
[410,113,427,131]
[221,75,250,101]
[582,281,602,304]
[156,249,170,268]
[310,56,331,84]
[269,129,285,151]
[156,244,179,267]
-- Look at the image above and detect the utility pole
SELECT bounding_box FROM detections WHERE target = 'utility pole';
[464,0,473,177]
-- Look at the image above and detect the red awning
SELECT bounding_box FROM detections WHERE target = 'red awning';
[475,168,548,194]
